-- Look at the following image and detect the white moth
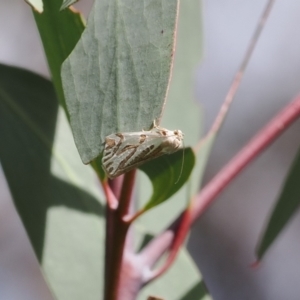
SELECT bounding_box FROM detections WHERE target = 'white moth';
[102,122,184,179]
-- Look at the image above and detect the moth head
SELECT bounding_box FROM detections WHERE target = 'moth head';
[156,129,182,155]
[174,130,184,141]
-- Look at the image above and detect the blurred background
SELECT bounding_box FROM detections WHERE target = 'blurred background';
[1,0,300,299]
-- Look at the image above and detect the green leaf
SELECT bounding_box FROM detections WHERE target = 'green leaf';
[0,64,105,299]
[139,251,210,300]
[140,148,195,211]
[61,0,179,164]
[60,0,78,10]
[0,64,58,258]
[32,0,85,113]
[256,146,300,259]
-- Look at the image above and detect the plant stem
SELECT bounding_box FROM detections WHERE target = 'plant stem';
[141,95,300,283]
[196,0,276,152]
[102,181,119,209]
[191,96,300,221]
[104,170,136,300]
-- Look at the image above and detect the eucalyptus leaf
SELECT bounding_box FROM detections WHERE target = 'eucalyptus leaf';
[0,64,58,258]
[0,64,105,299]
[136,228,211,300]
[61,0,179,164]
[32,0,85,113]
[256,146,300,259]
[140,148,195,211]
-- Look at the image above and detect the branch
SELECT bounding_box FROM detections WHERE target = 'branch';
[141,95,300,283]
[195,0,276,151]
[191,96,300,221]
[104,169,136,300]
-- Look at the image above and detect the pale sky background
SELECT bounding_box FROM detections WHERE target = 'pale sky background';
[1,1,300,299]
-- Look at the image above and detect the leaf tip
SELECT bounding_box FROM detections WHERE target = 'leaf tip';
[249,259,261,270]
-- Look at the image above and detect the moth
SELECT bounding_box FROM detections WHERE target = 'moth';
[102,122,184,179]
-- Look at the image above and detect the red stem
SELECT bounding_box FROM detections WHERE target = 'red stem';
[118,170,136,217]
[104,169,136,300]
[102,180,118,209]
[109,175,124,200]
[142,95,300,283]
[196,0,276,151]
[191,96,300,221]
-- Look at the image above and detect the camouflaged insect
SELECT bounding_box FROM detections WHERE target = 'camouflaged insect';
[102,122,184,179]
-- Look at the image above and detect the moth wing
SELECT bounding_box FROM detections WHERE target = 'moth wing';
[102,129,182,179]
[115,134,166,174]
[102,131,166,178]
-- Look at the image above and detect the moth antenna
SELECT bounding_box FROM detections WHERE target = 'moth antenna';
[174,141,185,185]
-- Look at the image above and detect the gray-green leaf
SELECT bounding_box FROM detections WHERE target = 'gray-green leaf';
[256,146,300,259]
[140,148,195,211]
[62,0,179,164]
[0,64,105,299]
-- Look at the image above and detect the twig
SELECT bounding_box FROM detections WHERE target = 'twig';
[118,170,136,217]
[141,95,300,283]
[195,0,276,151]
[104,169,136,300]
[191,95,300,221]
